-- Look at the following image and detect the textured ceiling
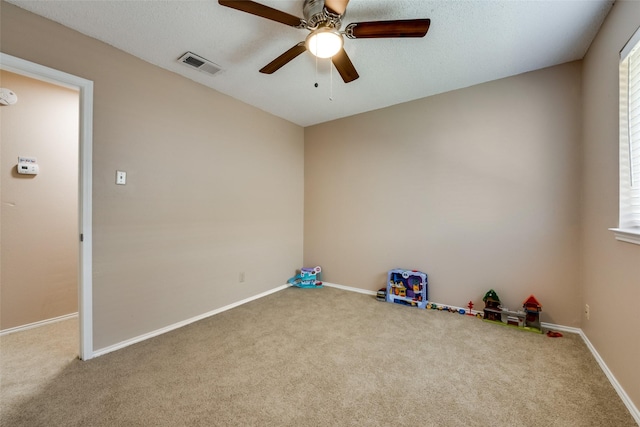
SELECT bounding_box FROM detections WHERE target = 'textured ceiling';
[6,0,614,126]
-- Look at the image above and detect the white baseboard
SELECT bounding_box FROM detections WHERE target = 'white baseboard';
[540,322,581,334]
[579,330,640,425]
[92,284,291,358]
[323,282,377,295]
[93,282,372,358]
[0,312,78,336]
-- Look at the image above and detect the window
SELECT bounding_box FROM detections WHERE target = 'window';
[612,26,640,245]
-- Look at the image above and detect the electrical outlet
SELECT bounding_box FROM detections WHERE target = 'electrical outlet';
[239,272,245,283]
[585,304,590,320]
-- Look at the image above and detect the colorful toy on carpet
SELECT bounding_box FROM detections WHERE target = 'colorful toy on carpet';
[482,289,543,333]
[467,301,475,316]
[287,266,323,288]
[386,269,428,309]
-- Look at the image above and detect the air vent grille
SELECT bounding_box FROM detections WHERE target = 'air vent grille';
[178,52,222,76]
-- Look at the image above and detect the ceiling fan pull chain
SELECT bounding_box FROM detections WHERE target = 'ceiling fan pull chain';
[314,48,319,88]
[329,57,333,101]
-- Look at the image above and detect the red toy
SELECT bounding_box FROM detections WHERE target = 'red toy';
[467,300,474,315]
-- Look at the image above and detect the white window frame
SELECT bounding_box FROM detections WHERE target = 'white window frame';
[611,25,640,245]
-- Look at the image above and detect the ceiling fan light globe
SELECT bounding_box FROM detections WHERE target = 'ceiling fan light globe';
[306,29,343,58]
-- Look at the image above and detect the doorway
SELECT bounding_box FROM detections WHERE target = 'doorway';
[0,53,93,360]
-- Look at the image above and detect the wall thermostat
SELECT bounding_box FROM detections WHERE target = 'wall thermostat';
[17,156,39,175]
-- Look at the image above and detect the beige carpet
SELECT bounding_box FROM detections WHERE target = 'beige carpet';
[0,286,636,426]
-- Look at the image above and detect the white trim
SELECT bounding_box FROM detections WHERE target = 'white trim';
[540,322,581,334]
[0,313,78,336]
[609,228,640,245]
[92,284,291,358]
[0,53,94,360]
[580,330,640,425]
[621,24,640,61]
[323,282,377,295]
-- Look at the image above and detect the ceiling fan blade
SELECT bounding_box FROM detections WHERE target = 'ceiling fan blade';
[332,48,359,83]
[259,42,307,74]
[324,0,349,15]
[218,0,305,28]
[345,19,430,39]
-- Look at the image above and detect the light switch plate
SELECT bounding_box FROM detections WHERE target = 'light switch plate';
[116,170,126,185]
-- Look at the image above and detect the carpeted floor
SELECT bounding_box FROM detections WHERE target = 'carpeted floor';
[0,286,636,426]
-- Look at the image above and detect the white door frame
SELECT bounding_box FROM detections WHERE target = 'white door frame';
[0,53,94,360]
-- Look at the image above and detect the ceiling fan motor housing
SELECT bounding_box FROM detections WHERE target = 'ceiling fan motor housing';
[303,0,343,30]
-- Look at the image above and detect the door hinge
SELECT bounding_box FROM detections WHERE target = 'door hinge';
[80,233,84,242]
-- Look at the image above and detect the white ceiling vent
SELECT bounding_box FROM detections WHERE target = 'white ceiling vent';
[178,52,222,76]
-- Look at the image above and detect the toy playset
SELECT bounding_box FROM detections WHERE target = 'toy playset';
[287,266,323,288]
[386,269,428,309]
[482,289,543,333]
[376,271,554,336]
[377,271,551,335]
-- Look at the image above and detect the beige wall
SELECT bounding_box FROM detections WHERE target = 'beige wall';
[305,62,583,327]
[0,70,79,330]
[2,0,637,413]
[581,0,640,410]
[0,2,304,350]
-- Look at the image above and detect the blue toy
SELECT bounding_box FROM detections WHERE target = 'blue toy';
[386,268,428,309]
[288,266,323,288]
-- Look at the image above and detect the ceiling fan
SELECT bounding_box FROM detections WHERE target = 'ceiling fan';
[218,0,431,83]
